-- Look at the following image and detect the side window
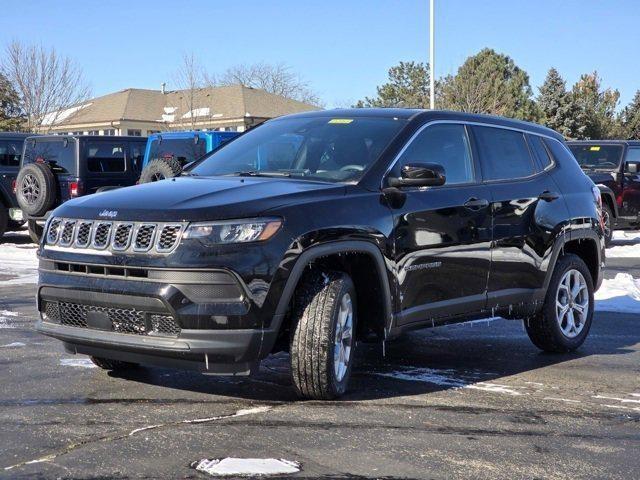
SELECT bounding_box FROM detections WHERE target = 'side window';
[626,147,640,163]
[129,143,145,172]
[396,123,474,185]
[86,143,126,173]
[474,126,535,181]
[528,135,553,170]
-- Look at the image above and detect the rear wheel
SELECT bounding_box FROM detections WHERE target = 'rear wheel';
[602,203,613,247]
[290,270,357,400]
[525,254,594,352]
[0,207,8,239]
[27,220,43,243]
[90,356,138,371]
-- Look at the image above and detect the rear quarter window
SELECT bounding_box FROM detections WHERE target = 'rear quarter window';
[473,126,535,181]
[0,140,22,167]
[528,135,553,170]
[85,142,126,173]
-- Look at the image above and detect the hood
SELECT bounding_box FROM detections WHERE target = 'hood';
[54,176,346,221]
[581,169,617,185]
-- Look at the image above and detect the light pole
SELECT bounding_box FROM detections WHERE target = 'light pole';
[429,0,435,109]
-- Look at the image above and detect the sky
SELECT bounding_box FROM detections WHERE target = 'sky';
[1,0,639,108]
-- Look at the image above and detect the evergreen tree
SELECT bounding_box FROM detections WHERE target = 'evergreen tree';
[570,72,620,139]
[355,61,430,108]
[619,90,640,139]
[537,68,584,138]
[439,48,538,121]
[0,72,22,131]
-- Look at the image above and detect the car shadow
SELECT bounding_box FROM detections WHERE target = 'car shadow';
[1,228,34,246]
[108,314,638,402]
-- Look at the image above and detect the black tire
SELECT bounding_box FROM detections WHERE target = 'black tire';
[290,270,357,400]
[90,356,138,371]
[525,254,594,353]
[139,157,183,183]
[16,163,57,217]
[602,202,613,248]
[0,207,8,239]
[27,219,43,243]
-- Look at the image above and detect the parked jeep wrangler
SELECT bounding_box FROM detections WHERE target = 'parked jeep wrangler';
[139,130,238,183]
[36,110,604,399]
[16,135,146,242]
[0,132,33,239]
[567,140,640,246]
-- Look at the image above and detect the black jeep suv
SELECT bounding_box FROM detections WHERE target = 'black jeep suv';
[16,135,146,242]
[0,132,32,239]
[36,110,604,399]
[567,140,640,246]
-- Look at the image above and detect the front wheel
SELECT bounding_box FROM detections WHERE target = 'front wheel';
[525,254,594,352]
[290,270,357,400]
[602,203,613,247]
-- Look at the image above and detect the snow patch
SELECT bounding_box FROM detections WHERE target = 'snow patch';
[182,107,211,119]
[595,273,640,313]
[0,310,20,317]
[2,342,26,348]
[194,458,300,477]
[41,103,92,126]
[59,358,96,369]
[0,241,39,286]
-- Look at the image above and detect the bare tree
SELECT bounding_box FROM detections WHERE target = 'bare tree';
[2,41,90,133]
[215,62,321,106]
[172,53,208,130]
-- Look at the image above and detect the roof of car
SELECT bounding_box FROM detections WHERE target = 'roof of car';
[566,140,640,146]
[276,108,564,140]
[0,132,34,138]
[26,135,146,141]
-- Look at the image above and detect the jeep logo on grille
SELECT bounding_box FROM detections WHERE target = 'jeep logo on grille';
[98,210,118,218]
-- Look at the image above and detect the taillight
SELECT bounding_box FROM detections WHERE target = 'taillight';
[69,181,82,198]
[11,179,17,194]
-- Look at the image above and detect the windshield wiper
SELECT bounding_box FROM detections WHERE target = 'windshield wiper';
[235,170,292,178]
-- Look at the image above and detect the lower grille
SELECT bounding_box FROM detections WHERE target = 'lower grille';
[45,301,180,337]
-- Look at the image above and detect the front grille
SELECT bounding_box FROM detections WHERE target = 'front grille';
[46,218,63,244]
[113,224,133,250]
[44,218,185,254]
[76,221,92,247]
[49,300,180,337]
[134,224,156,251]
[157,225,182,252]
[93,223,112,249]
[59,220,76,246]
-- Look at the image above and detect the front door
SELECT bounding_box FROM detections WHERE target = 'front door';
[388,123,492,325]
[620,146,640,220]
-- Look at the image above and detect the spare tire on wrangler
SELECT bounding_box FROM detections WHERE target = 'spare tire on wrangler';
[139,157,183,183]
[16,163,57,217]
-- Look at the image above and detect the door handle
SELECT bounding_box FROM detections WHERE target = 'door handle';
[464,197,489,210]
[538,191,559,202]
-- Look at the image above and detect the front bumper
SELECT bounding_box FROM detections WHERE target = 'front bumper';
[36,261,280,374]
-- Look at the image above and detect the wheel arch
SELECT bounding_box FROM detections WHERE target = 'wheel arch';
[273,240,394,342]
[597,184,618,218]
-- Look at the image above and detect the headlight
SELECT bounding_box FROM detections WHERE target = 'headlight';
[183,217,282,244]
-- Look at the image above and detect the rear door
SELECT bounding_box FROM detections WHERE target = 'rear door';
[390,122,493,324]
[0,138,23,207]
[620,146,640,219]
[472,126,565,307]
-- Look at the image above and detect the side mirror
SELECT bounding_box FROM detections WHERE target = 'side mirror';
[388,163,446,188]
[626,161,639,174]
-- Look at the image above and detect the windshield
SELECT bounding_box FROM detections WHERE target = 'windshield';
[22,138,77,174]
[148,137,207,167]
[568,144,624,170]
[191,116,407,182]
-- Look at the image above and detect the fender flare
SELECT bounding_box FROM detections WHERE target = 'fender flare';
[542,227,603,294]
[272,240,394,333]
[596,184,618,218]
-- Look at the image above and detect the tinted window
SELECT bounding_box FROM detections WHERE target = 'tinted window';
[396,124,474,185]
[0,140,22,167]
[192,117,406,183]
[474,126,534,180]
[626,147,640,163]
[148,137,207,167]
[529,135,552,169]
[85,142,126,173]
[130,143,145,172]
[567,144,623,170]
[22,139,76,174]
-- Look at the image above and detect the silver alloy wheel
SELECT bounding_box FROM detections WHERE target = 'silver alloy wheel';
[333,292,354,382]
[556,269,589,338]
[602,209,611,239]
[21,174,40,205]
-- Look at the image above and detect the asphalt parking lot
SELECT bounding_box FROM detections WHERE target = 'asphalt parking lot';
[1,230,639,479]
